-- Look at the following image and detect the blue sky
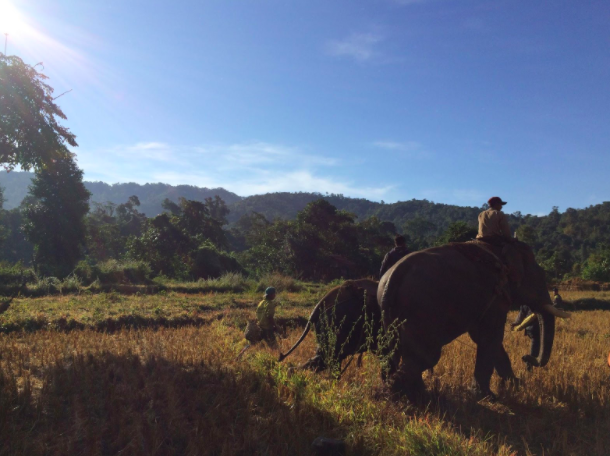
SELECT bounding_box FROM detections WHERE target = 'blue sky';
[2,0,609,215]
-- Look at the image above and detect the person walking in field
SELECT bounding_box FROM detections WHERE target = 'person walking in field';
[379,235,410,278]
[256,287,280,346]
[477,196,513,243]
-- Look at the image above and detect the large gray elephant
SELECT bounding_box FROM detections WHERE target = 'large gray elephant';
[279,279,381,372]
[378,240,570,401]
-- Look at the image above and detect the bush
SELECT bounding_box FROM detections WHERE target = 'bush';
[581,246,610,282]
[256,272,302,293]
[190,244,243,279]
[75,260,152,285]
[197,272,251,292]
[0,262,36,286]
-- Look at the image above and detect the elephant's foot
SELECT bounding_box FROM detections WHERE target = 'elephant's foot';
[469,381,497,403]
[388,368,427,404]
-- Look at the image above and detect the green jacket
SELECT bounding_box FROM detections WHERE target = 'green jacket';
[256,298,279,330]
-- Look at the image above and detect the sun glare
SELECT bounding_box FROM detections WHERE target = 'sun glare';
[0,0,24,36]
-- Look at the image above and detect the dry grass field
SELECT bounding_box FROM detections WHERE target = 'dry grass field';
[0,288,608,455]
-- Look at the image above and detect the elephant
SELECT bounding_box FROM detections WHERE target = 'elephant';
[279,278,381,373]
[378,239,570,401]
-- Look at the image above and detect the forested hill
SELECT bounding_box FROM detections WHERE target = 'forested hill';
[0,172,241,216]
[226,192,483,236]
[0,172,487,233]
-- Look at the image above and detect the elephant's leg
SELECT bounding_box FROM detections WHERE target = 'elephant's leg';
[390,328,441,403]
[471,342,498,399]
[469,314,507,400]
[494,344,516,382]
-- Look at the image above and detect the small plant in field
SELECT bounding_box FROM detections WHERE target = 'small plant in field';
[365,310,403,381]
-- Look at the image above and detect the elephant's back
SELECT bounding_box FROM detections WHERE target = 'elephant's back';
[380,244,500,323]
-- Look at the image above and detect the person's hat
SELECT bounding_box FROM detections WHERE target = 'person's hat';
[488,196,507,206]
[264,287,276,296]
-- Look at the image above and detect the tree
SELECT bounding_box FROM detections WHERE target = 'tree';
[23,155,90,277]
[581,245,610,282]
[127,196,236,279]
[436,221,478,245]
[0,53,77,170]
[516,225,537,245]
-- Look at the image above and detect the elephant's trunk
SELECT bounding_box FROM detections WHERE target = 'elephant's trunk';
[535,310,555,367]
[278,321,312,362]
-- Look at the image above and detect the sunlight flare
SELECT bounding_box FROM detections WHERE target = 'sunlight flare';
[0,0,24,36]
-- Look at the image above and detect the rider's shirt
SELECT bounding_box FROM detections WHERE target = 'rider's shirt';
[476,208,512,240]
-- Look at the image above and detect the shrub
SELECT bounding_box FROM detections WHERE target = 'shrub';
[256,272,302,293]
[0,262,36,286]
[196,272,251,292]
[190,244,243,279]
[74,260,152,285]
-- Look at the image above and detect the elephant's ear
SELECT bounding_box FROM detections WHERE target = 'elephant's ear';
[503,244,524,284]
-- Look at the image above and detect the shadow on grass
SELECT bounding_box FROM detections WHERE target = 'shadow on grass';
[423,378,609,456]
[0,353,352,456]
[562,298,610,311]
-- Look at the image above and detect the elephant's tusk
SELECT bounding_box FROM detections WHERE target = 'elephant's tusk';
[543,304,571,319]
[512,313,537,331]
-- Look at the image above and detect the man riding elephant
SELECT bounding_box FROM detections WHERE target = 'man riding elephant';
[477,196,513,243]
[379,236,571,402]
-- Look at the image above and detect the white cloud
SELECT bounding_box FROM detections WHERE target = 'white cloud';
[326,33,383,62]
[372,140,433,159]
[76,141,391,199]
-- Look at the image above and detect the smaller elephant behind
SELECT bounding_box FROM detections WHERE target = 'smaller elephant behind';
[279,279,381,372]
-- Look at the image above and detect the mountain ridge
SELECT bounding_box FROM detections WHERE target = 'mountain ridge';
[0,172,487,233]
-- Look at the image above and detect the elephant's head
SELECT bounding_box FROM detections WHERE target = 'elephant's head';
[503,241,571,367]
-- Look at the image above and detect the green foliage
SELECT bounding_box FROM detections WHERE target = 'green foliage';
[85,196,147,261]
[255,272,302,293]
[0,261,35,286]
[191,243,243,279]
[236,200,395,281]
[435,221,478,245]
[74,259,152,285]
[128,197,236,279]
[0,207,33,265]
[581,245,610,282]
[0,54,77,170]
[403,217,437,250]
[22,156,90,278]
[515,224,536,245]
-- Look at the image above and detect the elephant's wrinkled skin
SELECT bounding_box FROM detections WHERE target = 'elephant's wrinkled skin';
[378,240,570,401]
[279,279,381,372]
